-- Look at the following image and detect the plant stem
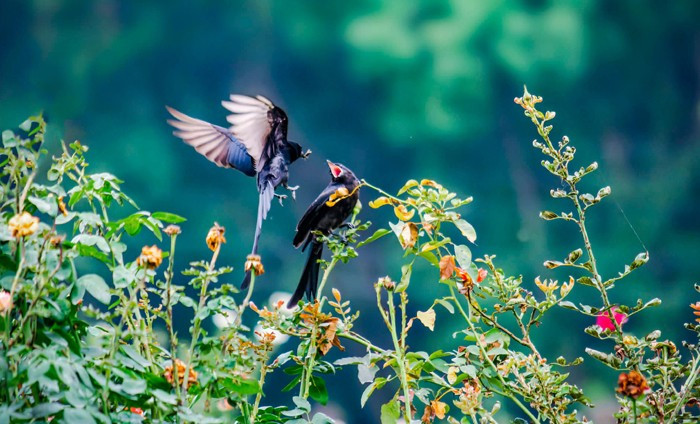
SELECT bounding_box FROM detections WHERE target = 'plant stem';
[668,354,700,421]
[164,233,181,402]
[387,292,413,422]
[181,244,220,400]
[300,258,337,399]
[451,285,540,424]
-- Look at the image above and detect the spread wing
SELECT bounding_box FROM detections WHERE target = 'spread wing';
[166,106,256,176]
[221,95,276,172]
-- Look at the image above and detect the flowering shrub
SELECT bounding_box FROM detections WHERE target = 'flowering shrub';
[1,91,699,423]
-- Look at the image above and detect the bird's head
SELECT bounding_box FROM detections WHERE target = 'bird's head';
[326,160,358,185]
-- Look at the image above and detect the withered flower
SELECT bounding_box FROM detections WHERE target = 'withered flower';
[453,380,481,415]
[164,225,181,236]
[206,222,226,251]
[421,400,447,423]
[57,196,68,216]
[8,212,39,238]
[378,276,395,291]
[137,245,163,269]
[616,370,650,399]
[50,235,65,248]
[244,254,265,276]
[164,359,198,388]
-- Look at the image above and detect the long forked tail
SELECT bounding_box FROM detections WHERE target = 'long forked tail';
[241,182,275,289]
[287,241,323,308]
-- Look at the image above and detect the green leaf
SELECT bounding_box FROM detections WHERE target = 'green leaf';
[380,401,400,424]
[453,219,476,243]
[454,245,472,268]
[152,211,187,223]
[309,376,328,405]
[357,228,391,247]
[28,196,57,216]
[292,396,311,412]
[311,412,335,424]
[395,263,412,293]
[30,403,64,418]
[63,408,96,424]
[77,274,111,305]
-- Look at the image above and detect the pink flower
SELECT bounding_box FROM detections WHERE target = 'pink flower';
[596,307,628,331]
[0,291,12,313]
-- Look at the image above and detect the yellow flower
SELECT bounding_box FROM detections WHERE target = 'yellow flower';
[8,212,39,238]
[137,245,163,269]
[560,276,574,297]
[244,254,265,276]
[206,222,226,251]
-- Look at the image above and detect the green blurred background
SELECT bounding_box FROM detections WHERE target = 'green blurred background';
[2,0,699,421]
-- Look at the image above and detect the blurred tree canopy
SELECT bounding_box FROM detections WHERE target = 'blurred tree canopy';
[1,0,699,420]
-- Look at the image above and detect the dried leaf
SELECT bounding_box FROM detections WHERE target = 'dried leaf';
[430,400,447,419]
[416,309,436,331]
[439,255,456,280]
[394,204,415,221]
[369,196,393,209]
[399,222,418,250]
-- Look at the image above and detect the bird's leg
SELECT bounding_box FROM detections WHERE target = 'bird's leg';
[301,149,312,159]
[284,183,299,200]
[274,193,288,206]
[338,222,356,230]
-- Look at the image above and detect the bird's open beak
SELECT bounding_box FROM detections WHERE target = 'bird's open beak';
[327,160,342,178]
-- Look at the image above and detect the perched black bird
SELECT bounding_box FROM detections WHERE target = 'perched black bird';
[288,161,360,307]
[166,95,309,288]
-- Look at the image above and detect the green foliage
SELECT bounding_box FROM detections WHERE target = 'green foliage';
[1,93,699,423]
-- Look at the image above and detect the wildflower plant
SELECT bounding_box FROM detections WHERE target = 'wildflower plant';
[0,91,698,424]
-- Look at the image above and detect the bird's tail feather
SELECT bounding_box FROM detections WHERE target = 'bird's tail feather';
[242,182,275,289]
[288,241,323,308]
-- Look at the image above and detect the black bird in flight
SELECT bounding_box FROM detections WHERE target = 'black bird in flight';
[288,161,360,307]
[166,95,309,288]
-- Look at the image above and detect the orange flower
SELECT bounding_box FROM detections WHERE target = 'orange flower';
[8,212,39,238]
[244,254,265,276]
[129,407,143,415]
[439,256,456,280]
[164,359,197,389]
[691,302,700,323]
[206,222,226,251]
[164,225,181,236]
[476,268,487,283]
[137,245,162,269]
[616,370,649,399]
[455,267,474,295]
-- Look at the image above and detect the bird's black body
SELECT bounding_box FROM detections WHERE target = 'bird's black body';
[166,95,308,290]
[288,161,360,307]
